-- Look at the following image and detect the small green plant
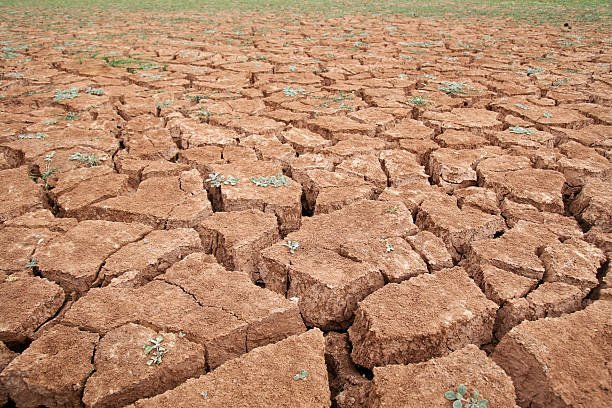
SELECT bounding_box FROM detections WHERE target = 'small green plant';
[39,166,59,190]
[32,151,61,190]
[445,385,488,408]
[62,112,79,121]
[283,240,299,254]
[283,86,306,97]
[293,369,308,381]
[380,238,394,253]
[206,172,223,187]
[196,108,214,118]
[224,176,240,185]
[339,102,352,111]
[2,50,19,59]
[53,87,79,102]
[508,126,534,135]
[525,67,544,75]
[137,62,159,70]
[25,89,45,97]
[156,101,172,109]
[186,94,209,103]
[407,95,430,108]
[330,92,351,103]
[18,132,45,140]
[401,40,435,47]
[25,258,37,269]
[551,78,569,87]
[69,152,100,167]
[438,81,467,95]
[385,206,399,213]
[206,172,240,187]
[250,173,291,187]
[143,335,167,365]
[86,86,104,95]
[103,56,149,68]
[140,73,163,79]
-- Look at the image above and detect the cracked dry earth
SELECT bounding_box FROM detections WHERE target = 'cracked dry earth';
[0,9,611,408]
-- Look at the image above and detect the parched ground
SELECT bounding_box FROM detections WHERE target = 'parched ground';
[0,1,611,407]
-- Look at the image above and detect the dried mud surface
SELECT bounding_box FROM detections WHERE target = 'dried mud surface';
[0,7,611,408]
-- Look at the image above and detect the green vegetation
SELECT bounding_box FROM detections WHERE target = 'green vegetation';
[250,173,291,187]
[438,81,468,96]
[293,369,308,381]
[551,78,570,87]
[525,67,545,75]
[103,57,166,74]
[508,126,534,135]
[196,108,214,118]
[69,152,100,167]
[205,172,240,187]
[18,132,46,140]
[103,56,147,67]
[143,335,167,365]
[283,240,299,254]
[445,384,488,408]
[186,94,210,103]
[61,112,79,121]
[29,151,61,190]
[1,0,608,25]
[24,258,37,269]
[86,86,104,95]
[379,238,395,253]
[53,88,79,102]
[156,101,172,109]
[407,95,430,108]
[283,86,306,97]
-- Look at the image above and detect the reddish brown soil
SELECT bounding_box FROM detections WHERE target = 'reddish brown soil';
[0,8,610,408]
